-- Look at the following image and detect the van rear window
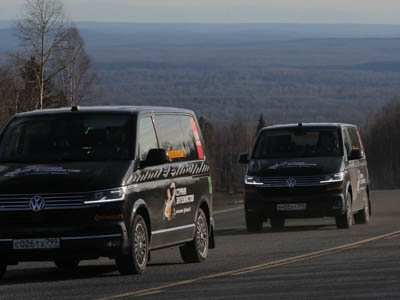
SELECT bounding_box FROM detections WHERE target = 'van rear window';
[0,114,132,163]
[253,127,342,159]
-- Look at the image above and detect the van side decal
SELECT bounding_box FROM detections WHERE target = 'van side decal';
[190,118,205,159]
[3,167,81,177]
[131,161,210,184]
[268,162,317,170]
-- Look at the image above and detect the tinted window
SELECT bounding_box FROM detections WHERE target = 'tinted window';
[253,127,342,159]
[154,115,200,162]
[138,117,158,161]
[346,127,364,155]
[0,114,131,162]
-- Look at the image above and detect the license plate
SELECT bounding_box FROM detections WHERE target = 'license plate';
[277,203,307,211]
[13,238,60,250]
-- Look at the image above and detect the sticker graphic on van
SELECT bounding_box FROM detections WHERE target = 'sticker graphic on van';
[163,183,177,221]
[268,162,317,170]
[167,147,186,162]
[190,118,205,159]
[3,167,81,177]
[131,161,210,184]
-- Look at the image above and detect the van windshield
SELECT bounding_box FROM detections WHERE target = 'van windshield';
[253,127,342,159]
[0,113,132,163]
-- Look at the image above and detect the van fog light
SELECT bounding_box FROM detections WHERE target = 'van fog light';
[94,214,124,221]
[327,184,344,192]
[332,199,343,209]
[105,241,121,248]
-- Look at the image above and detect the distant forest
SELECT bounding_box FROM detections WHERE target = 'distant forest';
[2,23,400,125]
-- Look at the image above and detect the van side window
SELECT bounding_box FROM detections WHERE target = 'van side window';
[154,115,200,163]
[138,117,158,161]
[343,129,352,156]
[346,127,362,153]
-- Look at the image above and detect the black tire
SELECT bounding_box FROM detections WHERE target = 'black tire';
[180,208,208,263]
[245,211,263,232]
[336,192,353,229]
[354,195,370,225]
[0,264,6,279]
[54,258,80,271]
[116,214,149,275]
[270,216,285,229]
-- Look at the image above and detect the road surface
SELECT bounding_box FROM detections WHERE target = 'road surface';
[1,190,400,299]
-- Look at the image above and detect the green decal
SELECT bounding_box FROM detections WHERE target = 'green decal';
[208,176,213,194]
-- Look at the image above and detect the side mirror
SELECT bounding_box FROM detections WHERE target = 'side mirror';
[145,148,169,167]
[348,148,363,160]
[238,153,249,164]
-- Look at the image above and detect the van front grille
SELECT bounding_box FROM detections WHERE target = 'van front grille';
[261,176,324,187]
[0,192,97,211]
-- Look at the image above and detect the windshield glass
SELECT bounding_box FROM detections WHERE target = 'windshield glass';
[253,127,342,159]
[0,113,132,163]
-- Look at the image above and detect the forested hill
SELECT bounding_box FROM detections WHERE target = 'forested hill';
[3,22,400,125]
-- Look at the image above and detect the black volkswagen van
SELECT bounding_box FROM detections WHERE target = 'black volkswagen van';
[239,123,370,232]
[0,106,214,278]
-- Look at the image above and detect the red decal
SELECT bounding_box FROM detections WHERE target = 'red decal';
[190,118,205,159]
[356,130,365,154]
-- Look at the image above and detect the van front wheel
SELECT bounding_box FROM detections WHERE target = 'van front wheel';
[0,264,6,279]
[180,208,208,263]
[116,214,149,275]
[245,211,263,232]
[354,195,370,225]
[270,216,285,229]
[336,193,353,229]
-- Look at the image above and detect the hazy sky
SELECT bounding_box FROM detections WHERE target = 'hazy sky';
[1,0,400,23]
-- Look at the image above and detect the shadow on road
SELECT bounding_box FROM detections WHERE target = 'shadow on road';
[215,224,335,236]
[1,264,119,285]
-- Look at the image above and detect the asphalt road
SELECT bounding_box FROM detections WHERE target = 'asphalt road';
[1,190,400,300]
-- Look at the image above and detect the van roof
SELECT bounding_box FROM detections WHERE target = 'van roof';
[264,122,357,130]
[15,106,195,117]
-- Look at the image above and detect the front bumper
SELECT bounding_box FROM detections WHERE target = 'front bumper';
[0,221,128,264]
[244,185,345,219]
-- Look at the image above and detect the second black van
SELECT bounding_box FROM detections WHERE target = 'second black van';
[239,123,370,231]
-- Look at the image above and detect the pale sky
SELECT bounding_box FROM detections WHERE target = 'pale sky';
[1,0,400,23]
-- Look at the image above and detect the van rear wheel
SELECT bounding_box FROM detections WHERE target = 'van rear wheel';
[245,211,263,232]
[180,208,208,263]
[336,192,353,229]
[0,264,6,279]
[116,214,149,275]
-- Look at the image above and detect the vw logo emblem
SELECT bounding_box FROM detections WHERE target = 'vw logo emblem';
[286,177,297,188]
[29,195,46,212]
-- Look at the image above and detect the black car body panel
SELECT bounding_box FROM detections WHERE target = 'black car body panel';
[241,123,370,226]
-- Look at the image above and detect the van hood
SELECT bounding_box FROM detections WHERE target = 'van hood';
[248,157,343,177]
[0,161,133,194]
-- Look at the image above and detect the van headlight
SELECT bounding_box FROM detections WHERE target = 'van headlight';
[245,176,263,185]
[85,187,127,204]
[320,172,344,184]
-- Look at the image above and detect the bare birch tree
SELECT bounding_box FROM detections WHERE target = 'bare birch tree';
[57,26,95,107]
[14,0,68,109]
